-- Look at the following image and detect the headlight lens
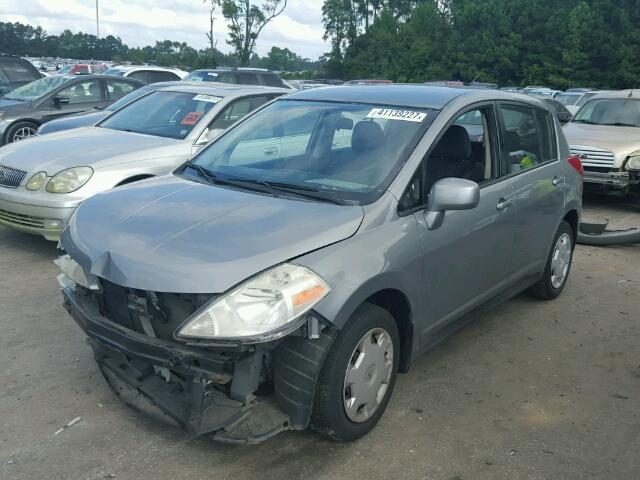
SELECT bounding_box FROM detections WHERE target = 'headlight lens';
[627,155,640,171]
[177,264,330,342]
[46,167,93,193]
[26,171,47,191]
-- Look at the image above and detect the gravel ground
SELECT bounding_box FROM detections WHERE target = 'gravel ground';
[1,193,638,480]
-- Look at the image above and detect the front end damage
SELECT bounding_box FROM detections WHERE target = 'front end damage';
[59,271,336,444]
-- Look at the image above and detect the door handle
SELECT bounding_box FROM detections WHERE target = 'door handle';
[552,176,563,187]
[496,197,513,211]
[263,147,278,155]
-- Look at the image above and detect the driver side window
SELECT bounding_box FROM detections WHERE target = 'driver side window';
[399,106,497,212]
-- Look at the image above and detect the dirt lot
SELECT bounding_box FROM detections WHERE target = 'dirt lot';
[1,193,639,480]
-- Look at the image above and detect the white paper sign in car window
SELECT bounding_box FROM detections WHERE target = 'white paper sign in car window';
[366,108,427,123]
[193,94,222,103]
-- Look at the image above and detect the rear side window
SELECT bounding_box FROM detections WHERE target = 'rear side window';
[260,73,285,87]
[148,71,180,83]
[107,80,137,101]
[0,60,38,82]
[499,104,555,174]
[237,72,259,85]
[128,71,148,82]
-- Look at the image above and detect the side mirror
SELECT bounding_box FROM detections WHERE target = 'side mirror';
[425,178,480,230]
[557,112,572,124]
[53,96,70,106]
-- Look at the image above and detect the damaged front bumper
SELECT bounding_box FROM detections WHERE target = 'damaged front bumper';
[62,286,329,443]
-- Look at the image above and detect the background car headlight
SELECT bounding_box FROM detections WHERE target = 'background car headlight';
[626,155,640,171]
[46,167,93,193]
[26,171,47,191]
[177,263,330,341]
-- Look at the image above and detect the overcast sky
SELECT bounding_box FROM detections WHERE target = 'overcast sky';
[0,0,329,59]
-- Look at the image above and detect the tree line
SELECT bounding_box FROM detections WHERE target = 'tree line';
[0,17,319,73]
[322,0,640,89]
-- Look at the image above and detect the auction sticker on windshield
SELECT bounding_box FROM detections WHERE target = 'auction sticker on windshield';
[193,94,222,103]
[367,108,427,123]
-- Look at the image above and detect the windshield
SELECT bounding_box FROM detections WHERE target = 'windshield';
[105,85,154,111]
[99,90,219,139]
[103,68,125,77]
[556,93,581,106]
[184,99,434,205]
[4,76,71,101]
[573,98,640,127]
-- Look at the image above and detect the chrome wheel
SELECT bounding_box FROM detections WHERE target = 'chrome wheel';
[550,232,572,289]
[343,327,394,423]
[12,126,36,142]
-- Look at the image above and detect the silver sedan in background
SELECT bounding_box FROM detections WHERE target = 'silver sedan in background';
[0,84,288,240]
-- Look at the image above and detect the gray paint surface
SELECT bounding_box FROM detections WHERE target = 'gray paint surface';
[61,87,582,351]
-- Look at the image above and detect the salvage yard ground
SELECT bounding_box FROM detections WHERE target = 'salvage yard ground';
[1,193,639,480]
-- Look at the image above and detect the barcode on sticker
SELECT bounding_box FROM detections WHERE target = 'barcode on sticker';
[367,108,427,123]
[193,94,222,103]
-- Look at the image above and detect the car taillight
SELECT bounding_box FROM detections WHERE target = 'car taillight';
[567,155,584,176]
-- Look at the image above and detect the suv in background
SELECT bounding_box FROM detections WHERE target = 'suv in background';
[0,55,43,96]
[564,89,640,194]
[184,68,288,89]
[103,65,188,83]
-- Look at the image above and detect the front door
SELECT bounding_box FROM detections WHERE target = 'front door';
[400,104,517,341]
[40,79,108,122]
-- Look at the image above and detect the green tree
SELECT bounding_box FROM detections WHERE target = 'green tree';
[217,0,288,66]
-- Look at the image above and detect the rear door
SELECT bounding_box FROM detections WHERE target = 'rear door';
[496,102,565,283]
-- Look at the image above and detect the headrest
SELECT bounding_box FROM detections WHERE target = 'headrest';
[431,124,471,159]
[352,121,384,153]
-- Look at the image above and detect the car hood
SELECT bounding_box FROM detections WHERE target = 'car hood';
[61,175,364,293]
[563,122,640,166]
[0,98,31,112]
[0,127,180,173]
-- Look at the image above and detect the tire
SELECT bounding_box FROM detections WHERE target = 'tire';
[529,220,575,300]
[5,121,38,144]
[310,302,399,442]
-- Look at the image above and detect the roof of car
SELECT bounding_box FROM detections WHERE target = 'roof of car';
[585,90,633,99]
[286,84,540,110]
[54,74,146,84]
[154,83,288,97]
[108,65,183,72]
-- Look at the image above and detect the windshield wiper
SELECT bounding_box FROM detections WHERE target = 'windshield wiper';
[184,167,347,205]
[600,122,639,127]
[227,178,348,205]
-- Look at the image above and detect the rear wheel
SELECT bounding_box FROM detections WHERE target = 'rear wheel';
[5,121,38,144]
[529,221,574,300]
[310,303,399,442]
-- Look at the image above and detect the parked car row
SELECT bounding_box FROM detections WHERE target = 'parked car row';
[1,82,583,444]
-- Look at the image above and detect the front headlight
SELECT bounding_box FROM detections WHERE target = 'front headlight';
[46,166,93,193]
[26,171,47,191]
[177,263,330,342]
[626,155,640,171]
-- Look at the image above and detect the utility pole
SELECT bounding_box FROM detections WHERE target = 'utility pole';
[96,0,100,38]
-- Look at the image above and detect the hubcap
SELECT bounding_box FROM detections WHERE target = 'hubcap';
[12,126,36,142]
[550,232,572,289]
[343,327,394,423]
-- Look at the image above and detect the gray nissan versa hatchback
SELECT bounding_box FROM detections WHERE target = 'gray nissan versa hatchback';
[57,85,583,443]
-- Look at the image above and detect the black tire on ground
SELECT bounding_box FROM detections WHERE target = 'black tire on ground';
[4,121,38,144]
[529,220,575,300]
[310,302,399,442]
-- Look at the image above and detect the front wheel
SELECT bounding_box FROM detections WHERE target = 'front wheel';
[529,221,575,300]
[5,121,38,144]
[310,303,399,442]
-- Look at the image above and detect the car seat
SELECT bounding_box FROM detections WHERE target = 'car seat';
[426,124,473,191]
